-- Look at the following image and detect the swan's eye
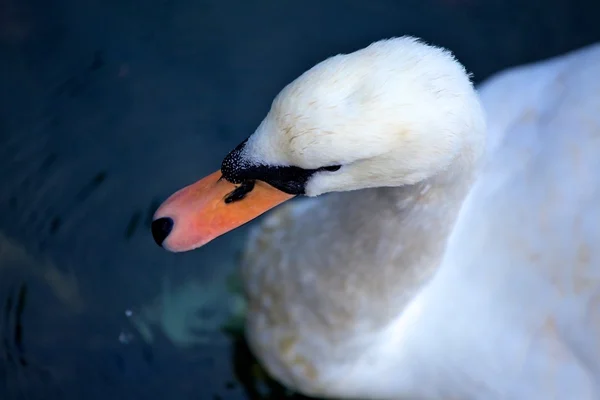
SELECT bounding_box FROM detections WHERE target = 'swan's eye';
[221,138,342,195]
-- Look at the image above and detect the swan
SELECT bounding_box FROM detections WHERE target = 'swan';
[151,37,600,399]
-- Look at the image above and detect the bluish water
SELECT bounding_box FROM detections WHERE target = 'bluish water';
[0,0,599,399]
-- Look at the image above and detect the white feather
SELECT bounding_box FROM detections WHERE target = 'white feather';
[237,38,600,399]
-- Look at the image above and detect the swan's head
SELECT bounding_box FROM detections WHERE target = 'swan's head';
[152,36,485,252]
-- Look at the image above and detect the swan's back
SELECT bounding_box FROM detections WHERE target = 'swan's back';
[469,42,600,281]
[477,43,600,158]
[431,43,600,398]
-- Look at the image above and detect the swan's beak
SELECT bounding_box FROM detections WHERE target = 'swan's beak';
[151,170,294,252]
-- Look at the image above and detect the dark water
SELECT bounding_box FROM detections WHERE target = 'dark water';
[0,0,599,399]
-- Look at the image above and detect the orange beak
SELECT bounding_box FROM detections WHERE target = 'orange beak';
[151,170,294,252]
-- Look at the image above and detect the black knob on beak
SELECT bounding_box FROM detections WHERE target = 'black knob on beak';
[151,217,174,247]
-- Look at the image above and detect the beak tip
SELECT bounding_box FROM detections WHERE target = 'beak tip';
[151,217,174,247]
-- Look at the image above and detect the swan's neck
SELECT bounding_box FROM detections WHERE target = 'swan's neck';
[300,144,486,398]
[315,143,482,325]
[242,137,486,399]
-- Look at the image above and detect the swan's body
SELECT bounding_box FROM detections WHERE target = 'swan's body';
[153,38,600,399]
[240,42,600,399]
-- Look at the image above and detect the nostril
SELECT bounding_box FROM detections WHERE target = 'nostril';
[151,217,174,247]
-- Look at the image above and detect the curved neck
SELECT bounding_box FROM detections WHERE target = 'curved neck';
[300,141,486,398]
[309,140,483,323]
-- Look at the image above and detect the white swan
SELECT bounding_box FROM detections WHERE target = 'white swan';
[152,37,600,399]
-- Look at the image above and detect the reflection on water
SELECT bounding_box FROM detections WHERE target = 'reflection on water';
[0,281,61,400]
[0,247,312,400]
[0,229,314,399]
[123,270,313,399]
